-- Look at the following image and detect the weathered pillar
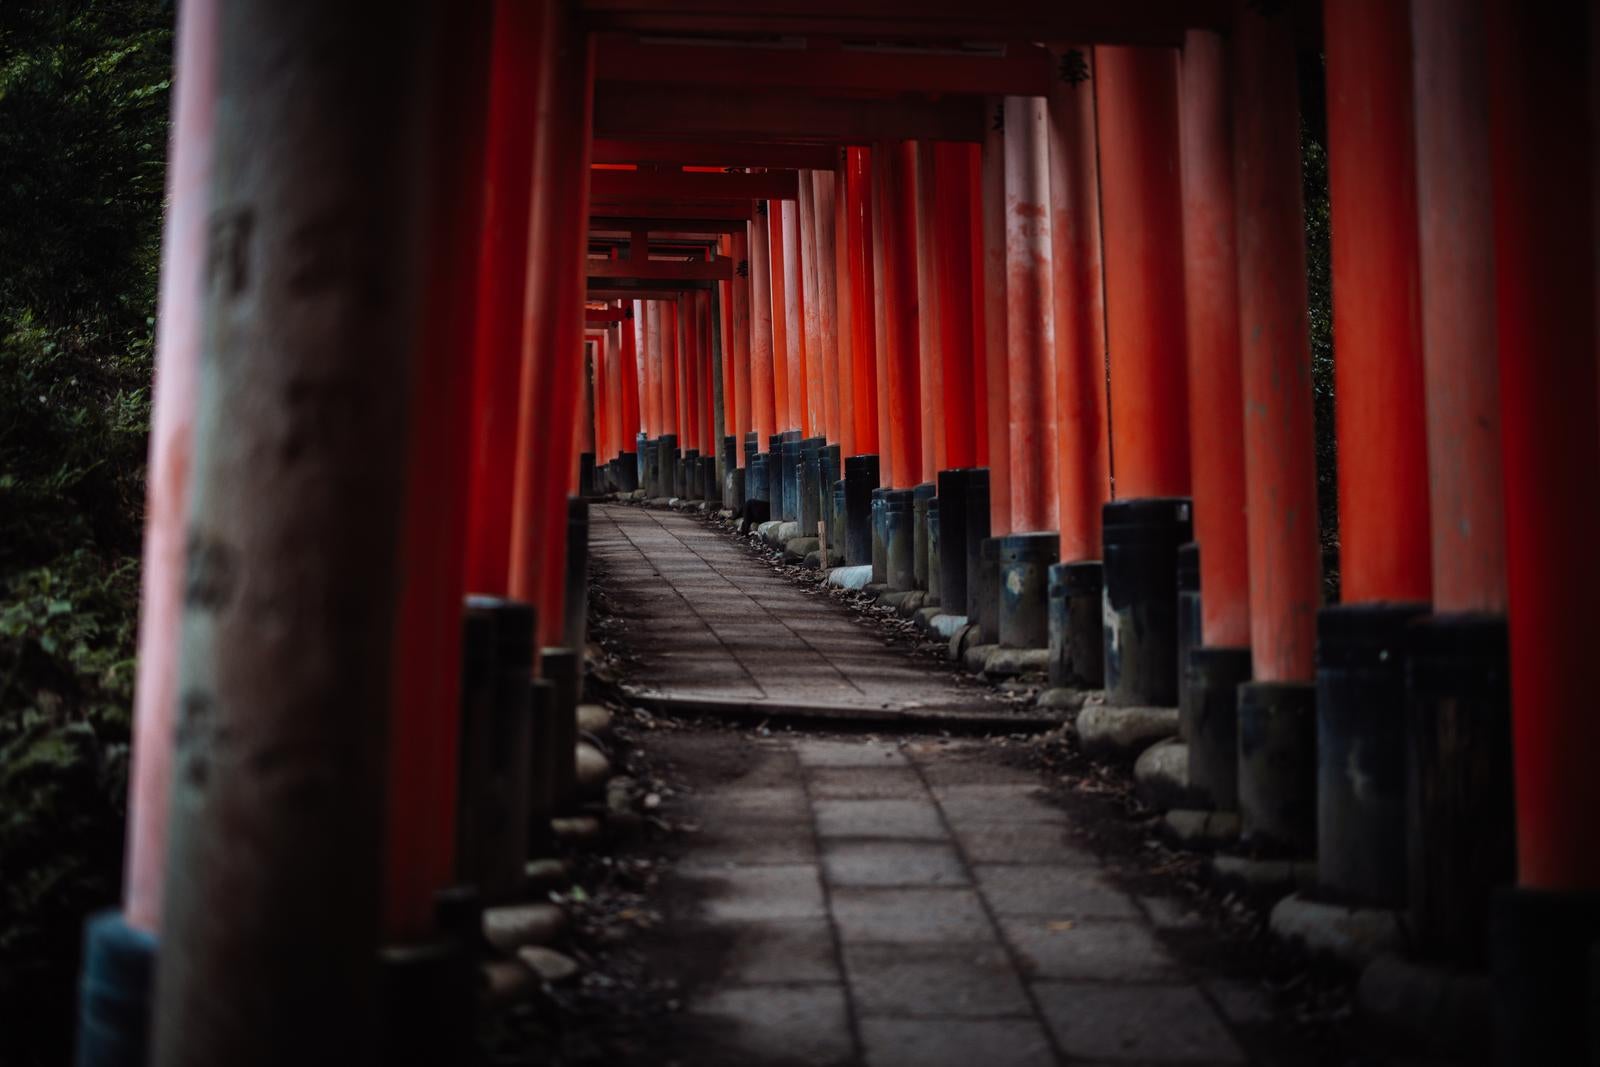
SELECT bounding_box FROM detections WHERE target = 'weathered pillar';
[1483,2,1600,1060]
[1319,0,1431,907]
[1095,47,1191,708]
[1176,30,1252,810]
[980,100,1010,540]
[913,141,943,485]
[798,170,828,441]
[730,227,751,458]
[1230,3,1321,855]
[149,2,436,1062]
[935,142,981,472]
[749,202,777,445]
[870,147,895,482]
[780,199,809,435]
[818,166,851,460]
[1045,49,1111,689]
[766,201,791,438]
[845,147,879,457]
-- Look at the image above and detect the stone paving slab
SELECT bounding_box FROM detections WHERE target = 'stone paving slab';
[594,504,1060,727]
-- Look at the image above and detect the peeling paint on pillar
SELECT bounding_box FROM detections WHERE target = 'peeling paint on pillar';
[151,3,436,1061]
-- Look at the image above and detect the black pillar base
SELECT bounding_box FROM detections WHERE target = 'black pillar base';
[1184,645,1253,811]
[1176,542,1201,722]
[378,938,476,1066]
[75,911,157,1067]
[976,537,1001,645]
[1408,612,1514,964]
[926,496,942,606]
[578,451,596,497]
[821,445,842,555]
[963,469,992,623]
[1237,679,1316,857]
[1051,561,1105,688]
[870,488,887,584]
[912,482,936,592]
[1317,601,1429,907]
[539,647,580,817]
[1102,498,1193,707]
[615,452,638,493]
[936,468,976,613]
[884,489,916,590]
[998,532,1058,649]
[1490,887,1600,1065]
[844,455,879,566]
[800,437,825,535]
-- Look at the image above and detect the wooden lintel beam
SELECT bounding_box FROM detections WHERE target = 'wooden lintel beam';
[589,168,799,201]
[592,138,842,169]
[588,257,731,281]
[590,214,748,234]
[593,83,987,143]
[589,282,714,301]
[585,307,626,324]
[597,36,1054,97]
[589,199,755,221]
[577,1,1228,44]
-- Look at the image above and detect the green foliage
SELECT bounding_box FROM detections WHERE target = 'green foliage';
[0,2,171,1062]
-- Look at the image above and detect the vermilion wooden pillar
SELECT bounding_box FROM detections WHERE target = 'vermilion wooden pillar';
[679,296,698,454]
[981,101,1012,535]
[1095,47,1191,502]
[464,0,543,596]
[1412,0,1506,614]
[1231,6,1320,683]
[1323,0,1431,604]
[913,141,944,480]
[767,201,791,432]
[122,0,217,939]
[1177,31,1249,648]
[1047,50,1111,563]
[884,142,923,489]
[798,171,827,439]
[509,4,593,648]
[749,204,777,442]
[935,142,980,470]
[781,200,809,434]
[150,3,437,1059]
[870,148,895,478]
[661,301,680,437]
[697,289,714,460]
[608,318,627,462]
[645,302,663,436]
[814,170,846,449]
[830,159,858,458]
[846,147,879,456]
[1486,0,1600,892]
[730,227,751,451]
[1002,96,1058,532]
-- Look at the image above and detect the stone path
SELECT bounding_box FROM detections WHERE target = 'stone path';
[592,504,1042,725]
[646,732,1265,1067]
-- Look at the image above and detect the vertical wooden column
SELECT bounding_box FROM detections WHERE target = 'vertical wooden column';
[1002,96,1059,532]
[1177,32,1250,647]
[981,101,1012,535]
[464,0,543,596]
[730,227,751,451]
[698,289,714,462]
[123,0,218,938]
[767,201,791,432]
[1047,52,1110,563]
[781,200,809,434]
[680,296,698,455]
[151,3,435,1061]
[1231,5,1320,684]
[814,167,848,452]
[935,142,980,471]
[749,205,777,442]
[884,142,923,489]
[799,171,830,442]
[846,147,880,456]
[1323,0,1431,604]
[870,147,895,478]
[913,141,943,480]
[830,159,857,458]
[509,4,592,648]
[661,301,679,435]
[1095,47,1191,502]
[608,318,627,460]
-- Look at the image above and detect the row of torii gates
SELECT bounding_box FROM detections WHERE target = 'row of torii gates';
[76,1,1597,1064]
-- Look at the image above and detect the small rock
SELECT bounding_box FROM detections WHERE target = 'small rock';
[1270,892,1406,968]
[826,565,874,590]
[1162,809,1241,848]
[517,945,580,984]
[1076,704,1179,760]
[552,814,603,844]
[1036,687,1089,711]
[575,741,611,796]
[483,903,567,952]
[483,959,536,1004]
[783,535,820,562]
[1210,854,1316,897]
[523,858,571,891]
[982,646,1051,677]
[576,703,613,738]
[962,642,1000,673]
[1134,738,1210,811]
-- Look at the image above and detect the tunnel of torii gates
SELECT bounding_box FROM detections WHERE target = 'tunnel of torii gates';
[71,0,1599,1064]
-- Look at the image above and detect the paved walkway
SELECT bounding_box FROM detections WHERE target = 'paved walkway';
[592,504,1035,725]
[646,731,1265,1067]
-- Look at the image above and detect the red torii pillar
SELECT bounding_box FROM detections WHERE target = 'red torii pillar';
[1483,2,1600,1057]
[464,0,544,597]
[1175,31,1252,808]
[1318,0,1432,906]
[913,141,944,485]
[1046,51,1111,688]
[935,142,981,472]
[781,199,810,435]
[981,101,1011,540]
[798,171,829,446]
[1095,46,1191,706]
[828,161,856,461]
[749,204,778,446]
[729,228,752,467]
[882,143,923,490]
[768,201,792,435]
[814,170,845,453]
[1230,3,1321,857]
[870,149,895,483]
[846,146,879,458]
